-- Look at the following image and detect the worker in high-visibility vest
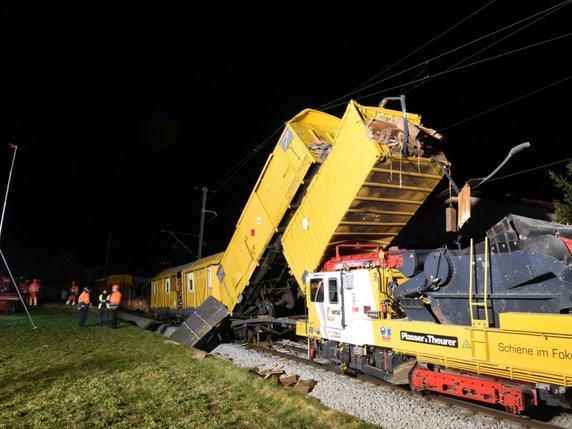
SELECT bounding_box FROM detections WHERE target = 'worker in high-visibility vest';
[28,279,40,306]
[98,289,110,327]
[109,284,122,329]
[66,281,79,305]
[77,287,91,328]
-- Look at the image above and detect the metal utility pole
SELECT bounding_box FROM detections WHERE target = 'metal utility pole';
[103,231,112,277]
[1,144,37,329]
[198,187,207,259]
[0,144,18,240]
[197,187,217,259]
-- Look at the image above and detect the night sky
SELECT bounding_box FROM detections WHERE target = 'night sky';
[1,3,571,280]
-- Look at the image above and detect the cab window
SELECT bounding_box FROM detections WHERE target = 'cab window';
[310,279,324,303]
[328,278,338,304]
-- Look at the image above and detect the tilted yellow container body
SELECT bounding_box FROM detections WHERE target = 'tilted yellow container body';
[218,108,339,313]
[282,100,447,290]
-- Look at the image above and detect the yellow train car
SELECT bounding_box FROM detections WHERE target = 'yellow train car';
[151,262,193,318]
[184,252,224,307]
[150,252,223,320]
[96,274,135,293]
[95,274,150,312]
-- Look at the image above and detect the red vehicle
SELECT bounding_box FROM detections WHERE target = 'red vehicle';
[0,282,24,314]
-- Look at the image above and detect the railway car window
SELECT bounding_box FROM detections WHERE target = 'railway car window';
[310,280,324,303]
[165,278,170,294]
[152,282,158,296]
[328,279,338,303]
[187,273,194,293]
[280,128,293,151]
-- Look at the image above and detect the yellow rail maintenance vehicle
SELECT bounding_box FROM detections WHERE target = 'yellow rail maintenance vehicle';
[161,96,572,414]
[302,214,572,414]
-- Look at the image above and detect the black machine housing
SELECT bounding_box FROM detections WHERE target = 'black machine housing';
[394,214,572,326]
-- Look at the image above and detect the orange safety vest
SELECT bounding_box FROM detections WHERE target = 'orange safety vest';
[110,291,122,307]
[29,281,39,293]
[78,291,90,305]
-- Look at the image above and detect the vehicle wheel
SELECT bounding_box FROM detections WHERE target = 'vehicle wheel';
[258,299,274,317]
[408,365,425,396]
[4,302,15,314]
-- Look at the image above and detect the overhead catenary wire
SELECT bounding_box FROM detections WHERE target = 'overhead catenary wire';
[486,157,572,184]
[320,0,499,111]
[200,31,570,200]
[323,32,571,111]
[320,1,572,111]
[165,3,571,249]
[440,75,572,131]
[161,126,283,229]
[402,0,572,96]
[183,3,570,199]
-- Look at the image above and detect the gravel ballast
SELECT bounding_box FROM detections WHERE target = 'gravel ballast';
[211,343,572,429]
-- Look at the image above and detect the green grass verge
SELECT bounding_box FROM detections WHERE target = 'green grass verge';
[0,303,381,429]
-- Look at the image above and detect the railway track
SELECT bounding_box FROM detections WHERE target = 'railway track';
[118,310,572,428]
[246,340,570,429]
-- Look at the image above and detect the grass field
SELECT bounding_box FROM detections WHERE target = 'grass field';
[0,303,380,429]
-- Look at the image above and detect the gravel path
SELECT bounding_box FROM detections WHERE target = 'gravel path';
[211,343,572,429]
